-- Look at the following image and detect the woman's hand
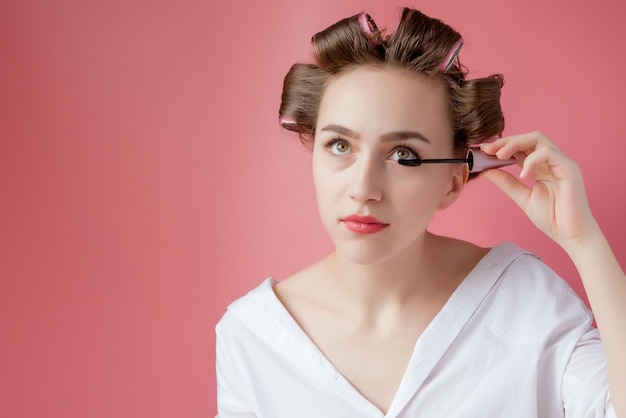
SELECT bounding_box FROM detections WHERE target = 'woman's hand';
[478,131,601,249]
[481,131,626,416]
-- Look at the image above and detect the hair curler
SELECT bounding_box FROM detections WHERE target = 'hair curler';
[358,12,383,46]
[440,39,463,72]
[279,115,297,130]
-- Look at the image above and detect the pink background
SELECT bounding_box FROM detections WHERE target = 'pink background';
[2,0,625,416]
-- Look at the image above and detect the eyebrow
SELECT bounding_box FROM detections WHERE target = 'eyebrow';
[319,124,431,144]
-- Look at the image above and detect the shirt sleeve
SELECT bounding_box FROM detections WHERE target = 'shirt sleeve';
[562,327,617,418]
[215,319,257,418]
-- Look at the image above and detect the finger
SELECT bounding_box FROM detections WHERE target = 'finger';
[519,144,574,180]
[480,168,531,211]
[519,145,551,179]
[482,131,559,160]
[479,137,526,160]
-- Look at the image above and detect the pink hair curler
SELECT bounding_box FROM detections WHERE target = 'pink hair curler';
[279,116,297,129]
[358,12,383,47]
[440,39,463,72]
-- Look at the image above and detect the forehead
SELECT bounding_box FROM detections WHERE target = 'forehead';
[317,66,452,140]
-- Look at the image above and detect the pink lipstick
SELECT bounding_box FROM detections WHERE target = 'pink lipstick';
[341,215,388,234]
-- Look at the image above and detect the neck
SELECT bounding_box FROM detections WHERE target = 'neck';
[324,232,449,313]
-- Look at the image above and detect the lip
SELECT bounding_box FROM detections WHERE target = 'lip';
[340,214,389,234]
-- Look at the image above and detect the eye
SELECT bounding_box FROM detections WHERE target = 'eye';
[324,138,351,155]
[390,146,419,162]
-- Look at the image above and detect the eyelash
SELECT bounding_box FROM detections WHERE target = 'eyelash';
[395,141,422,161]
[321,137,347,152]
[321,137,422,161]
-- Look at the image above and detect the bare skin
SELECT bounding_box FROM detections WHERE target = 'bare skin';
[275,235,488,413]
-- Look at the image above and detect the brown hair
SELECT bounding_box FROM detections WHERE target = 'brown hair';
[279,7,504,166]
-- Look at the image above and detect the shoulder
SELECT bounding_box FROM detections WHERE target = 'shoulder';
[215,276,311,353]
[482,243,593,345]
[216,278,277,339]
[490,242,587,310]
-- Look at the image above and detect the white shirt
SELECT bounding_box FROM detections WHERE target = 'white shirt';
[215,243,616,417]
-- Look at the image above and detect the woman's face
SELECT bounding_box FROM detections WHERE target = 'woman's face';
[312,65,467,265]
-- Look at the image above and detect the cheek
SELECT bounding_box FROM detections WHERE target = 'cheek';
[311,153,325,193]
[313,170,342,209]
[393,173,452,212]
[312,156,337,206]
[312,152,347,194]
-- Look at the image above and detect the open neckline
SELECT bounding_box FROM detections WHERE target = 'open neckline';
[255,243,520,417]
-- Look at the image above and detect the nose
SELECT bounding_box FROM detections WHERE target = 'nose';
[348,154,384,203]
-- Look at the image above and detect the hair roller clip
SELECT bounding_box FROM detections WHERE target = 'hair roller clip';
[440,39,463,72]
[358,12,383,47]
[279,116,297,130]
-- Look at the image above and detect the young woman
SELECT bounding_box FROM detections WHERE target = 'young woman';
[216,8,625,417]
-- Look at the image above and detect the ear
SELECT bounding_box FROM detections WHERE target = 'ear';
[437,164,469,210]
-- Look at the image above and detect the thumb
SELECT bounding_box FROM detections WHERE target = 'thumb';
[480,169,530,211]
